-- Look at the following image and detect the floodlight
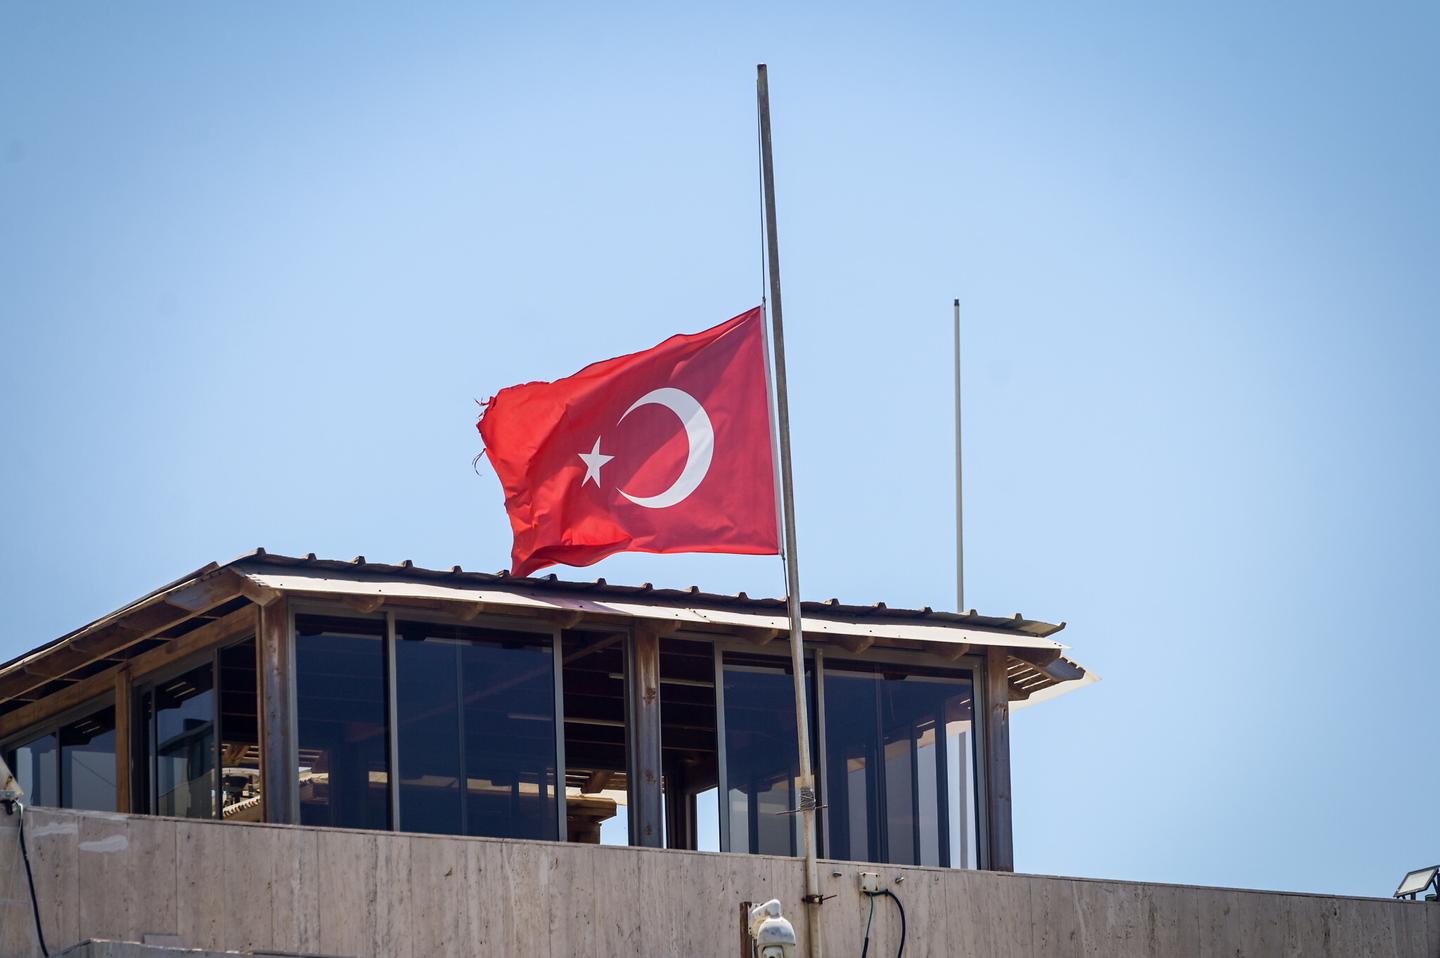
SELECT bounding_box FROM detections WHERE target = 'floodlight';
[1393,866,1439,900]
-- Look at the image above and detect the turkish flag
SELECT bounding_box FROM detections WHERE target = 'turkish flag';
[477,307,780,577]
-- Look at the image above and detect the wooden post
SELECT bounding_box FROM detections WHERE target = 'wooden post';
[113,666,132,813]
[257,598,296,824]
[984,647,1014,871]
[629,628,663,848]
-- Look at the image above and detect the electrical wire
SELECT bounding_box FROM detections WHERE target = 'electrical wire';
[861,888,906,958]
[15,803,51,957]
[860,892,876,958]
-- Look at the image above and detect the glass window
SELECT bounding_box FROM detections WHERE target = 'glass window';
[395,619,558,841]
[561,630,628,845]
[660,638,719,852]
[296,615,391,831]
[722,652,814,856]
[8,733,57,807]
[821,660,978,868]
[152,664,217,818]
[218,639,262,821]
[60,706,117,812]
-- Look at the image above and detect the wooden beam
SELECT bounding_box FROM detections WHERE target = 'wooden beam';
[0,606,258,740]
[163,568,259,613]
[837,635,875,655]
[629,628,663,848]
[984,647,1014,872]
[941,642,974,662]
[0,569,253,703]
[258,598,296,825]
[1011,648,1061,668]
[113,667,133,813]
[341,594,386,615]
[746,628,782,647]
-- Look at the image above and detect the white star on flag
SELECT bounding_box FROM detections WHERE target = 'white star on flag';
[578,437,614,487]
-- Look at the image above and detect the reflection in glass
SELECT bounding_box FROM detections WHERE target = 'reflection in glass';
[822,661,978,867]
[153,664,216,818]
[459,629,557,841]
[395,620,557,840]
[60,707,117,812]
[8,733,57,807]
[218,639,262,821]
[296,615,391,831]
[722,654,813,856]
[396,633,464,836]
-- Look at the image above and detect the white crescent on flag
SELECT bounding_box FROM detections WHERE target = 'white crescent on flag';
[616,387,715,510]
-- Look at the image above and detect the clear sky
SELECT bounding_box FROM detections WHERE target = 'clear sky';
[2,2,1436,898]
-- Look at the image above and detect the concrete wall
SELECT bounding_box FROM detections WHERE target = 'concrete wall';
[1,808,1434,958]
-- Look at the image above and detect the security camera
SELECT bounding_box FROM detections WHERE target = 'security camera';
[748,898,796,958]
[0,754,22,815]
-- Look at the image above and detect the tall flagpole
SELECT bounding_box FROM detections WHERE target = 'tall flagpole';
[756,63,823,957]
[954,297,965,612]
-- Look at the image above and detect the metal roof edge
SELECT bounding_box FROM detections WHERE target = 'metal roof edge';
[224,550,1069,637]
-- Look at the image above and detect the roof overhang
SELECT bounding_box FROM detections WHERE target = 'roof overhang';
[0,551,1097,718]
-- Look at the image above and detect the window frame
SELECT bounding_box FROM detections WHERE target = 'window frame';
[0,693,118,810]
[707,634,991,869]
[288,601,570,840]
[132,632,257,821]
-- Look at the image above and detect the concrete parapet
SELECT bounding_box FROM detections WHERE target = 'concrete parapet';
[2,807,1435,957]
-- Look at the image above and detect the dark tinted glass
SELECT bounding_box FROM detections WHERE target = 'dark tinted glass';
[458,630,557,840]
[391,620,558,840]
[296,615,391,830]
[822,661,977,867]
[9,733,56,806]
[218,639,262,821]
[60,706,117,812]
[395,630,464,836]
[153,664,216,818]
[722,653,812,856]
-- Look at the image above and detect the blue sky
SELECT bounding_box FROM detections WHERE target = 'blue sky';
[2,2,1436,897]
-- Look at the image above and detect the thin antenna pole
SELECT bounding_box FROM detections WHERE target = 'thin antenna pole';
[757,62,823,958]
[954,297,965,612]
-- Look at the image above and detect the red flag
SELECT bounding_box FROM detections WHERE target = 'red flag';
[477,307,780,577]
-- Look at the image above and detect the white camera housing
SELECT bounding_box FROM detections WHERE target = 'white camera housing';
[748,898,796,958]
[0,754,22,809]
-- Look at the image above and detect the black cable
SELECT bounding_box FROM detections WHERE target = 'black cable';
[862,889,906,958]
[860,892,875,958]
[16,803,51,957]
[881,889,906,958]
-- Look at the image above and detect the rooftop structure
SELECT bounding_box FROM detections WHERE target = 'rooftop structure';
[0,549,1093,872]
[2,552,1430,957]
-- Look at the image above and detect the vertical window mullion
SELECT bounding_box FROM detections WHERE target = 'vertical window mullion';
[212,650,222,820]
[455,641,467,836]
[551,628,566,842]
[910,721,922,865]
[713,644,729,853]
[385,611,400,832]
[934,702,951,868]
[873,673,888,863]
[812,650,828,860]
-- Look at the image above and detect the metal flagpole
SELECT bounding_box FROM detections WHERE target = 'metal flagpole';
[756,62,823,958]
[954,297,965,612]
